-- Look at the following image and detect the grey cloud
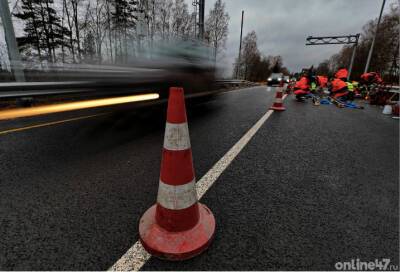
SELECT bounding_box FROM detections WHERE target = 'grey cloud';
[203,0,396,76]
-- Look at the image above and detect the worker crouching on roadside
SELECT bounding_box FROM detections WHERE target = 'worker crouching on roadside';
[359,72,384,99]
[360,72,383,85]
[330,68,349,102]
[310,76,322,105]
[352,81,361,97]
[346,81,355,101]
[316,75,328,89]
[316,75,328,95]
[294,73,311,101]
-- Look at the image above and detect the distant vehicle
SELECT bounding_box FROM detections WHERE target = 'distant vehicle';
[283,76,290,83]
[267,73,283,86]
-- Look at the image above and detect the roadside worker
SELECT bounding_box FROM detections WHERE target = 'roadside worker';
[310,80,317,92]
[347,81,354,100]
[309,76,320,105]
[360,72,384,101]
[360,72,383,85]
[352,80,360,97]
[330,68,349,101]
[316,75,329,99]
[293,73,310,101]
[316,75,328,89]
[335,67,348,80]
[331,78,348,100]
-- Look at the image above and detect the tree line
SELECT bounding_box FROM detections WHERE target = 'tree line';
[233,30,289,81]
[0,0,230,69]
[315,3,399,83]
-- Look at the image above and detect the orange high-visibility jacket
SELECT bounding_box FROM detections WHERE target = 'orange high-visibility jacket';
[332,78,348,92]
[360,72,383,84]
[335,68,348,79]
[331,78,348,98]
[295,77,309,90]
[317,76,328,87]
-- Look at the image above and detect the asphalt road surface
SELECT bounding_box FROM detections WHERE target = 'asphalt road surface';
[0,86,398,270]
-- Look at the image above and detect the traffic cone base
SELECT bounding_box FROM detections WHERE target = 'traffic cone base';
[139,203,215,261]
[270,105,285,111]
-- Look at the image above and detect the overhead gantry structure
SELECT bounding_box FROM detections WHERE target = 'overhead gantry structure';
[306,34,360,80]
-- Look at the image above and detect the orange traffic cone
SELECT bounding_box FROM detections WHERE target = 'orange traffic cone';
[270,85,286,111]
[139,87,215,261]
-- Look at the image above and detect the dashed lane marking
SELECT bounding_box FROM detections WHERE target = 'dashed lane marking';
[109,94,287,271]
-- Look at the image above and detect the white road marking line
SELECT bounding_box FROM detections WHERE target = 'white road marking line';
[108,94,287,271]
[109,241,150,271]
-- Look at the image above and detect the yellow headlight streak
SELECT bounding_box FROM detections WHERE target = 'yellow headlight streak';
[0,93,159,121]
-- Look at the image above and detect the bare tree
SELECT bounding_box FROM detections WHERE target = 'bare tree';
[315,59,331,76]
[104,0,113,63]
[10,0,211,65]
[205,0,229,63]
[71,0,82,61]
[14,0,70,64]
[156,0,173,40]
[0,41,9,71]
[62,0,76,62]
[111,0,138,63]
[83,0,107,63]
[317,2,399,82]
[241,31,258,80]
[171,0,192,38]
[233,30,288,81]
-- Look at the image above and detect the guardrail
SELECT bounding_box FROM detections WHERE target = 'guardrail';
[0,80,166,99]
[0,81,97,98]
[215,79,258,87]
[0,79,258,99]
[388,86,400,93]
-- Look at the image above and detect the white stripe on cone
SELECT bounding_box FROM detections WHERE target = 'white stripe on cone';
[157,179,198,210]
[163,122,191,151]
[275,98,283,103]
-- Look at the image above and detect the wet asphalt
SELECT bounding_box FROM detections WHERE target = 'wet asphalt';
[0,86,398,270]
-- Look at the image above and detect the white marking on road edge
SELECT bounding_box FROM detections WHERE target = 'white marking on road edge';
[108,95,287,271]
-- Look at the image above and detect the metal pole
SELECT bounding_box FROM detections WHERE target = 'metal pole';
[0,0,25,81]
[194,11,197,38]
[364,0,386,73]
[192,0,198,38]
[236,10,244,79]
[198,0,204,40]
[347,34,359,81]
[347,44,357,81]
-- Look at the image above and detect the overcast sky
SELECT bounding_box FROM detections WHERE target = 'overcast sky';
[199,0,396,75]
[1,0,396,75]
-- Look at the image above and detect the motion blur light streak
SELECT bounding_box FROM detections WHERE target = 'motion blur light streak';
[0,93,160,121]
